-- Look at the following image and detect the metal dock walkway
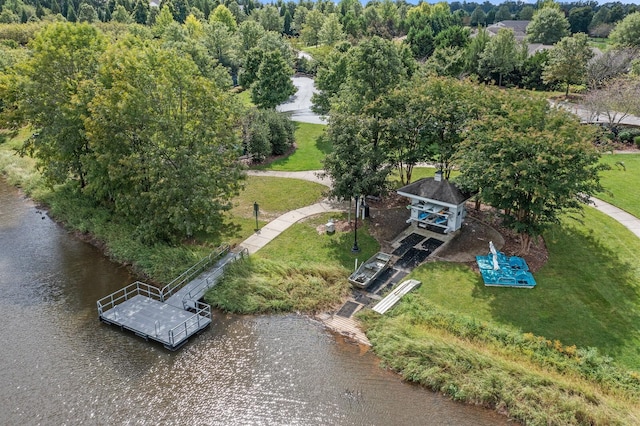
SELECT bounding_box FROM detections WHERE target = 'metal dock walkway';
[97,246,246,350]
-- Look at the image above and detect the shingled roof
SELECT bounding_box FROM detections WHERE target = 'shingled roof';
[397,178,472,206]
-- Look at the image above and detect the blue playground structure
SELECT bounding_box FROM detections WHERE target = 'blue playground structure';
[476,242,536,288]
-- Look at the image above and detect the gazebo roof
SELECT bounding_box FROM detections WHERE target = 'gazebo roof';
[397,177,472,206]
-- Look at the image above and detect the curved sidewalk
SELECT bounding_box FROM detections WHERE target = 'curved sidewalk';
[591,197,640,238]
[246,170,331,187]
[239,199,346,254]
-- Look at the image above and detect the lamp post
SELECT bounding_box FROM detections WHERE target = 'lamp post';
[254,201,259,232]
[352,195,360,253]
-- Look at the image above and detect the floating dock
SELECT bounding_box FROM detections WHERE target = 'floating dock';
[97,246,246,350]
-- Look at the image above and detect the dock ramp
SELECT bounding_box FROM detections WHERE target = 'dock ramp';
[372,279,421,315]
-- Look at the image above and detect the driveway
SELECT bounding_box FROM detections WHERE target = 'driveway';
[276,76,328,125]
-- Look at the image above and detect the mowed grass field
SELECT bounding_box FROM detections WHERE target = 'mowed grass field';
[257,122,329,171]
[597,153,640,218]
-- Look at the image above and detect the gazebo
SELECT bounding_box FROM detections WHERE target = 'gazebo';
[397,171,472,234]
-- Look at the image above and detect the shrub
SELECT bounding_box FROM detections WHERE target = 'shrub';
[242,108,295,161]
[618,127,640,143]
[635,135,640,148]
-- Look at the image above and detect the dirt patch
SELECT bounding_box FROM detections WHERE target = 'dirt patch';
[315,219,352,234]
[463,204,548,272]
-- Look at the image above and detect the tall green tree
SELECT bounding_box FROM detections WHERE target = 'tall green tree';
[85,39,244,243]
[609,12,640,48]
[17,22,107,187]
[210,4,237,32]
[319,13,344,46]
[457,93,604,253]
[543,32,593,96]
[311,42,350,115]
[301,9,325,46]
[251,50,296,109]
[479,28,518,86]
[526,6,570,44]
[323,37,412,199]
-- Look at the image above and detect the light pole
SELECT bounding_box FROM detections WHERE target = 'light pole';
[254,201,260,232]
[352,195,360,253]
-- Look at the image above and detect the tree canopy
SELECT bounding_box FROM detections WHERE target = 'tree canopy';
[527,7,570,44]
[457,93,604,253]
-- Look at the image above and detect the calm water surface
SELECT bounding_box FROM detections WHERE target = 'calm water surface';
[0,178,509,425]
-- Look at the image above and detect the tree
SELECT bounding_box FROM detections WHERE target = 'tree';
[458,93,604,253]
[494,5,511,22]
[479,28,518,86]
[465,26,490,76]
[236,20,265,53]
[301,9,325,46]
[526,7,570,44]
[518,5,535,20]
[111,4,132,23]
[568,6,593,34]
[586,48,638,89]
[382,76,488,184]
[543,33,593,96]
[256,5,282,32]
[322,37,412,199]
[205,20,239,69]
[85,40,244,243]
[583,76,640,133]
[210,4,236,32]
[242,108,295,161]
[434,25,470,49]
[78,3,98,23]
[133,0,149,24]
[319,13,344,46]
[609,12,640,48]
[470,6,486,27]
[322,112,390,201]
[311,42,350,115]
[16,23,107,188]
[251,50,296,109]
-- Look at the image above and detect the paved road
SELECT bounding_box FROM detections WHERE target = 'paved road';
[276,76,327,125]
[554,101,640,127]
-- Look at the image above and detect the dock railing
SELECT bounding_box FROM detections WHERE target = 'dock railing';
[97,281,162,316]
[160,244,230,301]
[180,248,249,309]
[167,301,211,346]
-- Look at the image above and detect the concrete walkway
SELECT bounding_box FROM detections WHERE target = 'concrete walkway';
[246,170,331,187]
[591,197,640,238]
[239,199,346,254]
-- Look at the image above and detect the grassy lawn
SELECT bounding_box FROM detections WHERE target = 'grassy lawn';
[256,212,379,270]
[597,153,640,218]
[405,206,640,369]
[257,122,329,171]
[206,212,380,314]
[588,37,612,50]
[235,89,253,107]
[229,175,326,220]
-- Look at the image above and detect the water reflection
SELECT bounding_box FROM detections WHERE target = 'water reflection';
[0,179,508,425]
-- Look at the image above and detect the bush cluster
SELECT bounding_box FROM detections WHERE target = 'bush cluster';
[242,109,295,163]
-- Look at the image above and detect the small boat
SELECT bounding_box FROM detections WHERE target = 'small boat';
[349,252,393,289]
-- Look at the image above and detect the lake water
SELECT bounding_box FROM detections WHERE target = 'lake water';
[0,178,508,425]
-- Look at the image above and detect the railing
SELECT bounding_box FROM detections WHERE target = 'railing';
[167,301,212,346]
[180,248,249,309]
[97,281,162,316]
[160,244,230,301]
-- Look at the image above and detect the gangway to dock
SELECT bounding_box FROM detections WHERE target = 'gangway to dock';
[97,245,246,350]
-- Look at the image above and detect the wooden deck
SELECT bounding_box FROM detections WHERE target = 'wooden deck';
[100,295,211,350]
